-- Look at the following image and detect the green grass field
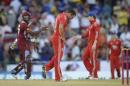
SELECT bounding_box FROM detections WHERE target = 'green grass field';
[0,79,129,86]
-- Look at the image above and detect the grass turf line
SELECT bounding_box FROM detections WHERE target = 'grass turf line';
[0,79,129,86]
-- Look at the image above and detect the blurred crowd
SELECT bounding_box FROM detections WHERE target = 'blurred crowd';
[0,0,130,71]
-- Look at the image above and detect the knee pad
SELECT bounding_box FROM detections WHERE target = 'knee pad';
[25,50,31,63]
[24,63,32,76]
[26,55,32,63]
[25,50,31,58]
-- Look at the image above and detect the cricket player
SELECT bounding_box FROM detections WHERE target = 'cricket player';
[42,10,76,81]
[108,34,121,79]
[82,15,100,79]
[11,11,47,79]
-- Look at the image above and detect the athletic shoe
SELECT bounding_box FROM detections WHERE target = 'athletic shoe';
[85,75,93,79]
[89,76,98,80]
[11,70,18,79]
[24,76,30,80]
[55,76,68,82]
[24,73,31,80]
[117,77,121,80]
[60,77,68,82]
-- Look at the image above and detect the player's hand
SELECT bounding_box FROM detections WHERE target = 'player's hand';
[10,42,17,50]
[119,53,122,58]
[92,40,97,51]
[92,43,96,51]
[60,36,65,42]
[40,25,48,31]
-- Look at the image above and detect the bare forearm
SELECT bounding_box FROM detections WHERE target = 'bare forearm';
[28,27,47,36]
[93,31,98,45]
[59,24,65,41]
[60,30,65,40]
[14,38,17,44]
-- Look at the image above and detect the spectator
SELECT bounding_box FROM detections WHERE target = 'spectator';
[42,0,52,13]
[7,6,16,30]
[120,27,130,48]
[116,7,129,26]
[98,24,107,60]
[54,0,65,12]
[102,3,112,17]
[71,40,80,61]
[0,19,12,39]
[1,21,12,66]
[109,15,119,34]
[113,1,121,16]
[0,8,7,27]
[101,15,112,33]
[80,14,90,30]
[69,11,80,34]
[10,0,21,14]
[39,12,55,29]
[40,42,53,61]
[127,0,130,12]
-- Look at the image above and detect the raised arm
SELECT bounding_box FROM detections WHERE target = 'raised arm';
[26,26,48,36]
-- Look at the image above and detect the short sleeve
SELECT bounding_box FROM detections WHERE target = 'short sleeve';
[94,23,100,32]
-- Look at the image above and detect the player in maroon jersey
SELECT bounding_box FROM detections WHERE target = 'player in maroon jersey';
[11,11,47,79]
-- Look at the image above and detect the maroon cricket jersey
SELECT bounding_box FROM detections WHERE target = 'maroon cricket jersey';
[17,21,31,50]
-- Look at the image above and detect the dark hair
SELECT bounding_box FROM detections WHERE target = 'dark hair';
[66,9,76,16]
[93,16,96,19]
[87,13,96,19]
